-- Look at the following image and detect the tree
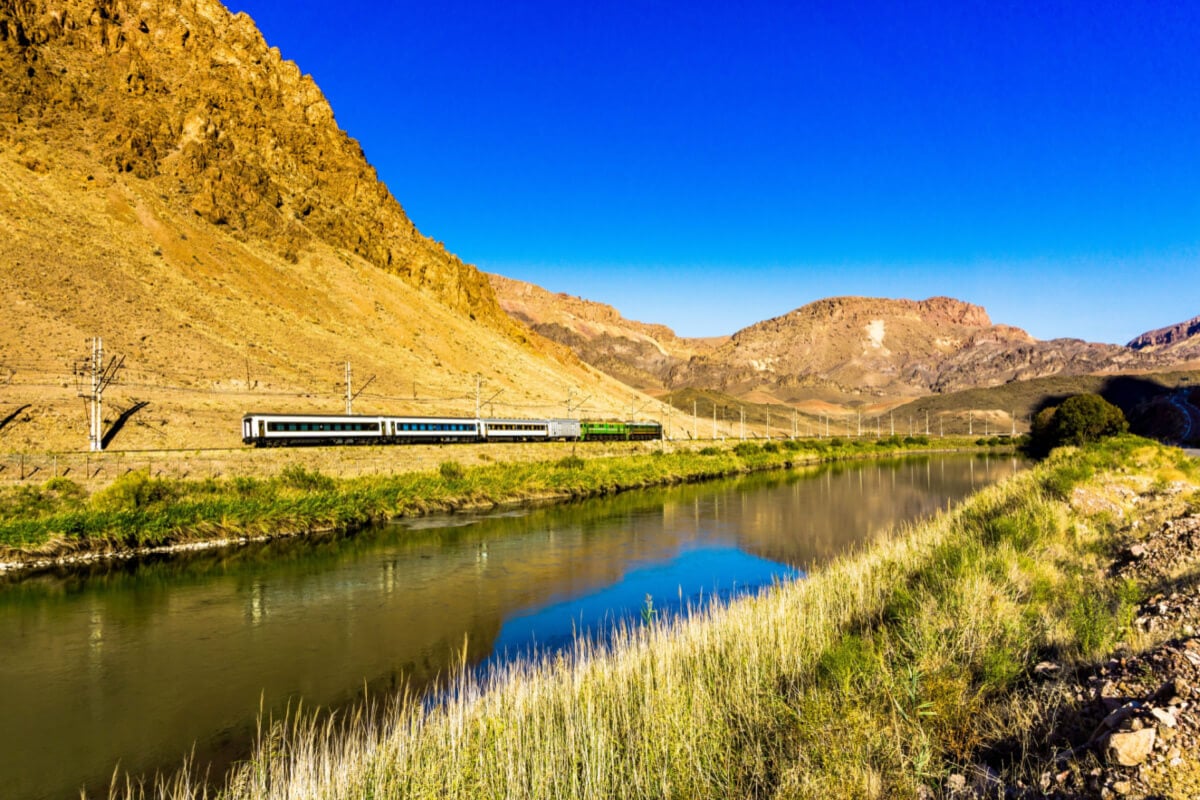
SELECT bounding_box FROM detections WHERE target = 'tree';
[1028,393,1128,455]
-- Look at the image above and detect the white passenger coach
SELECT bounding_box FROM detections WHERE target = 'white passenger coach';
[241,413,581,447]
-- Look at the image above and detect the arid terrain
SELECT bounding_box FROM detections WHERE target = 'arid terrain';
[1,1,1196,458]
[0,0,677,453]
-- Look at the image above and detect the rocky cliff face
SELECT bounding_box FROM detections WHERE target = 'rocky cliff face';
[0,0,655,451]
[1129,315,1200,359]
[0,0,506,328]
[488,273,726,391]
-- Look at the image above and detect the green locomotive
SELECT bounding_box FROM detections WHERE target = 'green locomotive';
[579,420,664,441]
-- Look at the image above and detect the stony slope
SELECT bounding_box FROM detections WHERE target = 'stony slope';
[1129,314,1200,360]
[489,283,1183,409]
[0,0,655,450]
[488,274,726,391]
[668,296,1174,403]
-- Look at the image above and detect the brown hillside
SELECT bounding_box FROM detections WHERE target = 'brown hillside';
[1129,314,1200,360]
[667,296,1173,403]
[488,273,726,391]
[0,0,658,451]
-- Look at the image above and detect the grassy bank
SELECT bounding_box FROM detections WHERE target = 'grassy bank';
[0,436,995,561]
[114,437,1198,799]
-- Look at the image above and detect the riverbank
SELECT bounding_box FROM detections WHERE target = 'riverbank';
[114,437,1198,799]
[0,435,999,574]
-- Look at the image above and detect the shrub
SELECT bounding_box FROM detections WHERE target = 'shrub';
[733,442,760,457]
[762,441,780,453]
[782,439,804,451]
[439,460,465,481]
[91,470,178,511]
[556,455,586,470]
[277,464,336,493]
[1029,394,1128,457]
[43,476,82,496]
[698,446,723,456]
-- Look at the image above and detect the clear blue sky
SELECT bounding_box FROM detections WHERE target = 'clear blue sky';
[228,0,1198,344]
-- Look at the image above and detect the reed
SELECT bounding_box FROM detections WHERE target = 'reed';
[108,437,1197,799]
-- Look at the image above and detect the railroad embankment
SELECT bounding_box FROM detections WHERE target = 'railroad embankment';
[105,437,1200,799]
[0,436,997,573]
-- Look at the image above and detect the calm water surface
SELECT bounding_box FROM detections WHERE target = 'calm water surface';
[0,454,1024,799]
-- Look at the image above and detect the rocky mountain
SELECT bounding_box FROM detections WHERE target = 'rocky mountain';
[671,296,1177,403]
[0,0,651,450]
[1129,315,1200,360]
[488,274,725,391]
[1,0,503,326]
[491,284,1182,407]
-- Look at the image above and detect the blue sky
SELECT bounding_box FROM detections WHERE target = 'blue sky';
[228,0,1198,343]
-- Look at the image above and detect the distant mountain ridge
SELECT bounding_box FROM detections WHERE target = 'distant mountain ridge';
[488,273,725,391]
[492,279,1186,405]
[667,295,1168,402]
[1128,314,1200,358]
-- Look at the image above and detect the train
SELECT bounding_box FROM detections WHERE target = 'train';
[241,413,663,447]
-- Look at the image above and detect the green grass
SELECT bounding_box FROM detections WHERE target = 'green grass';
[0,437,1003,557]
[109,435,1196,800]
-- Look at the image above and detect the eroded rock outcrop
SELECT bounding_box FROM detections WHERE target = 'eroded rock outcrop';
[0,0,508,328]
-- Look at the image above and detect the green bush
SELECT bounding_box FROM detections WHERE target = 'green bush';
[556,455,586,470]
[1029,394,1128,457]
[277,464,336,493]
[733,442,760,457]
[439,460,466,481]
[762,441,780,453]
[698,446,723,456]
[91,470,178,511]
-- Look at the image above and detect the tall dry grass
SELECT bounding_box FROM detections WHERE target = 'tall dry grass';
[112,438,1196,799]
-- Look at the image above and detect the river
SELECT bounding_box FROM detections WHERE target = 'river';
[0,453,1024,799]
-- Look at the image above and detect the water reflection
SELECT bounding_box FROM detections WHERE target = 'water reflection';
[0,455,1024,800]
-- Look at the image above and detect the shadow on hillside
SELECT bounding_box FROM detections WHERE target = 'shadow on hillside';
[0,404,31,435]
[101,401,150,449]
[1031,375,1194,443]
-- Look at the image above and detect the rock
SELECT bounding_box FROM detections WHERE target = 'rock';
[1150,707,1177,728]
[1104,728,1157,766]
[1129,543,1147,558]
[0,0,511,331]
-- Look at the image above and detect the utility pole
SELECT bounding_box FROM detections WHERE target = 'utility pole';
[857,410,862,437]
[75,337,124,452]
[890,411,895,437]
[344,361,375,415]
[1012,410,1016,436]
[969,410,973,436]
